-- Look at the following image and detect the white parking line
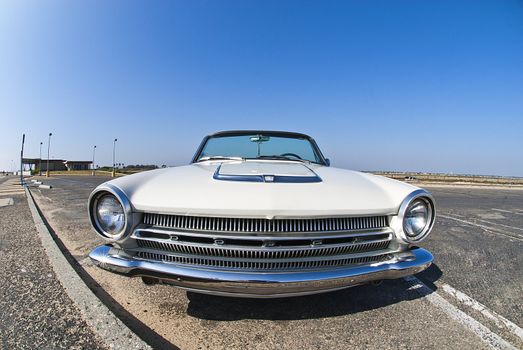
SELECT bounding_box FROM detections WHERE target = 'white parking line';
[439,214,523,241]
[0,180,26,197]
[0,198,14,207]
[441,284,523,342]
[466,217,523,232]
[403,276,517,350]
[0,191,25,196]
[449,212,523,232]
[0,188,25,194]
[492,208,523,217]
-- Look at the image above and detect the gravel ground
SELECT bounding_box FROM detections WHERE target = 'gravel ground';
[0,188,106,350]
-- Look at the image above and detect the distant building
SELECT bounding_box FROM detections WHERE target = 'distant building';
[64,160,92,171]
[22,158,92,172]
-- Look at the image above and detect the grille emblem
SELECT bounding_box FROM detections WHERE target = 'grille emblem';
[264,175,275,182]
[214,239,225,245]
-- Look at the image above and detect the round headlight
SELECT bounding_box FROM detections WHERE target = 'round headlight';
[95,194,125,237]
[403,197,433,240]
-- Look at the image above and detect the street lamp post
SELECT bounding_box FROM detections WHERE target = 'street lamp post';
[39,142,43,176]
[46,132,52,177]
[112,138,117,177]
[20,134,25,184]
[92,145,97,176]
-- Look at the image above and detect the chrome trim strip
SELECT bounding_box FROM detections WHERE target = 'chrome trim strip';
[132,230,392,250]
[89,245,433,298]
[133,227,394,240]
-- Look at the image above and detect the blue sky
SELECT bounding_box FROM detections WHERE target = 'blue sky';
[1,0,522,176]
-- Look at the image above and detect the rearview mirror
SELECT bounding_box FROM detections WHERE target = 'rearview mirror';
[250,135,270,143]
[325,158,331,166]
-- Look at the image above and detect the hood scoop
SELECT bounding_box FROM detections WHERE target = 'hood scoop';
[213,162,322,183]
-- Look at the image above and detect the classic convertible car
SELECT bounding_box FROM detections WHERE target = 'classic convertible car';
[88,130,435,297]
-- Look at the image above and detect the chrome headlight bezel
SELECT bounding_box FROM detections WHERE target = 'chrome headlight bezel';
[88,184,133,242]
[395,189,436,243]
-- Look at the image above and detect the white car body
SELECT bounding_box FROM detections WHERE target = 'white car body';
[88,131,435,298]
[108,162,418,218]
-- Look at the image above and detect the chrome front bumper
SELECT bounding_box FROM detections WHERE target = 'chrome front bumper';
[89,245,433,298]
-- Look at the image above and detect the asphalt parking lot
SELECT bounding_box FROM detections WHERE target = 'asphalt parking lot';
[20,175,523,349]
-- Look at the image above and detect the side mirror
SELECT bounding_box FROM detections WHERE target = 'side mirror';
[325,158,330,167]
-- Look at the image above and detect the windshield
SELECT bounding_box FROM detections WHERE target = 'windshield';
[195,134,324,164]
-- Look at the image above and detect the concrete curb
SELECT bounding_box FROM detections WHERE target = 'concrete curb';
[24,186,152,350]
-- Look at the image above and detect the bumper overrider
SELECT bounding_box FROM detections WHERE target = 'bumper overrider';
[89,245,433,298]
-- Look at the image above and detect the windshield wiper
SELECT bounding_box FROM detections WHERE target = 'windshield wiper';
[198,156,244,162]
[255,155,310,163]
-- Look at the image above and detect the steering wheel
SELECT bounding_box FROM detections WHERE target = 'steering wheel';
[280,153,303,160]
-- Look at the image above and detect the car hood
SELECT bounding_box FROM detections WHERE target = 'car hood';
[105,161,420,218]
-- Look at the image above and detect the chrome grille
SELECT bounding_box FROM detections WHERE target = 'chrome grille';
[134,213,394,272]
[135,251,392,271]
[135,238,390,260]
[142,213,388,233]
